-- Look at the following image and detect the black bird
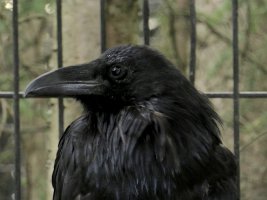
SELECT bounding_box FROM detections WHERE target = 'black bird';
[25,45,237,200]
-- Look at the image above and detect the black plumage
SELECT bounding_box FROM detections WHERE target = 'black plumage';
[25,45,237,200]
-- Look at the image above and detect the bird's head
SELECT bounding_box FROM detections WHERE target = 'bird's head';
[25,45,196,111]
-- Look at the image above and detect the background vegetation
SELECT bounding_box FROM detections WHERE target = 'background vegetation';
[0,0,266,199]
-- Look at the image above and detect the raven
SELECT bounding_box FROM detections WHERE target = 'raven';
[25,45,237,200]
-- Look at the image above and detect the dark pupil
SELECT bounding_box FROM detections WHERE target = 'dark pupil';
[111,66,121,76]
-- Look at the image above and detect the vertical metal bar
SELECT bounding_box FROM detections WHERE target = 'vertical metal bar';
[143,0,150,45]
[232,0,240,198]
[100,0,106,53]
[56,0,64,136]
[189,0,196,85]
[12,0,21,199]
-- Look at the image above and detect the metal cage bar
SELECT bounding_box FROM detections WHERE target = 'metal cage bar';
[189,0,196,85]
[1,91,267,99]
[12,0,21,199]
[100,0,107,53]
[206,91,267,98]
[143,0,150,45]
[232,0,240,197]
[56,0,64,137]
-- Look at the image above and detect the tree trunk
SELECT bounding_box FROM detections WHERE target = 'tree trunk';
[154,0,190,74]
[46,1,101,199]
[105,0,140,47]
[173,0,190,74]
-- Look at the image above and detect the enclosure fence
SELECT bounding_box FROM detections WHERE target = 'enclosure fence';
[0,0,267,199]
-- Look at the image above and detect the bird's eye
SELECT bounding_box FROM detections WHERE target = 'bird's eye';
[109,65,127,80]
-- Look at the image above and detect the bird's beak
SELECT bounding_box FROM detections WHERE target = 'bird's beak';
[24,60,104,97]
